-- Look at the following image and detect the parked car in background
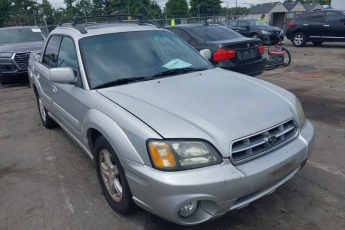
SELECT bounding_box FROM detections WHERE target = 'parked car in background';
[225,19,284,44]
[29,16,314,225]
[286,10,345,47]
[0,26,45,85]
[167,24,265,76]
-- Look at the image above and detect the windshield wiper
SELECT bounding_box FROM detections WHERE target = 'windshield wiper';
[93,77,148,89]
[150,67,208,79]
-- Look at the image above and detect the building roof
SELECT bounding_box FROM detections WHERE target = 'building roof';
[249,2,281,14]
[303,2,323,11]
[283,1,300,11]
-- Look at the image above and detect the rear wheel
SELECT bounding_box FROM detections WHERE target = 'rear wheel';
[292,33,306,47]
[94,136,135,214]
[36,94,57,129]
[312,41,323,46]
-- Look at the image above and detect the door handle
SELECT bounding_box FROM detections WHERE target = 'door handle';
[323,24,330,27]
[52,85,57,93]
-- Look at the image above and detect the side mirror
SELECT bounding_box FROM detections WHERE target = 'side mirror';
[49,67,76,85]
[199,49,212,60]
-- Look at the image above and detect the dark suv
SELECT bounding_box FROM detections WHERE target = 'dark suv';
[286,10,345,47]
[0,26,45,84]
[225,19,284,44]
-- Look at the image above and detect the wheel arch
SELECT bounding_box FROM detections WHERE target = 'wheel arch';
[83,109,147,165]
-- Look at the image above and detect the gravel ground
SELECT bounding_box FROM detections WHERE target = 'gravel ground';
[0,42,345,230]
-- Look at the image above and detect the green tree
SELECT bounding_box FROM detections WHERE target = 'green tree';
[0,0,11,26]
[165,0,188,18]
[75,0,93,16]
[190,0,222,17]
[38,0,55,24]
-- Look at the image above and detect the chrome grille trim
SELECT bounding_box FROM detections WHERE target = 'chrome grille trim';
[13,52,31,70]
[230,119,298,164]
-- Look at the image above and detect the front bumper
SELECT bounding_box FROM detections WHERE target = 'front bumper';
[0,57,28,84]
[123,120,315,225]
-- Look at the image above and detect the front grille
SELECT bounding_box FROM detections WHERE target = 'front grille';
[231,119,298,164]
[14,52,31,70]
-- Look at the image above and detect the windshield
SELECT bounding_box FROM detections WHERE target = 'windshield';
[252,20,269,27]
[188,25,242,41]
[0,28,44,44]
[80,30,212,89]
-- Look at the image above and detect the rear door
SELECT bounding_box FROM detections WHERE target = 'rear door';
[237,20,251,37]
[325,11,345,41]
[35,35,62,113]
[305,11,326,39]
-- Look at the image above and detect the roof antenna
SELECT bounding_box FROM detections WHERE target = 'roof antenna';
[137,0,160,27]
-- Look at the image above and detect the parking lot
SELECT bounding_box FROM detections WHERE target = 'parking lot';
[0,42,345,230]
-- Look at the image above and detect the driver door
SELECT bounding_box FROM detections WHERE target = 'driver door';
[50,36,86,139]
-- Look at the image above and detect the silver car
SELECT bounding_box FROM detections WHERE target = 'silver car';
[28,18,314,225]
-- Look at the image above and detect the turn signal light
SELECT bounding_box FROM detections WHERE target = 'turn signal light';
[258,44,265,55]
[148,142,177,170]
[213,48,236,62]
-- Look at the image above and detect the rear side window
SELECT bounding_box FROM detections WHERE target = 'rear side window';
[189,26,242,41]
[326,12,344,22]
[307,12,325,22]
[42,35,62,68]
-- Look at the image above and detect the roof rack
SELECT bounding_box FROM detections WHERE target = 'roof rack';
[57,14,159,34]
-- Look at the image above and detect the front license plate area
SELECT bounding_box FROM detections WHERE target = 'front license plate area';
[270,161,294,181]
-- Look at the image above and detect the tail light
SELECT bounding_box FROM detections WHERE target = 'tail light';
[213,48,236,62]
[288,21,296,27]
[258,44,265,55]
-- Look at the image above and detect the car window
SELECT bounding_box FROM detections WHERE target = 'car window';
[79,30,211,89]
[179,30,192,42]
[58,37,79,72]
[326,11,344,22]
[57,37,82,86]
[238,20,250,27]
[189,26,242,41]
[307,12,325,22]
[227,21,237,27]
[42,35,62,68]
[252,20,269,27]
[0,28,44,44]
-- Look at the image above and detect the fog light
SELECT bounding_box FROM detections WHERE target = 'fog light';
[178,201,198,218]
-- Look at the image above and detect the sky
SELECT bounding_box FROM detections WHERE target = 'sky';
[47,0,285,9]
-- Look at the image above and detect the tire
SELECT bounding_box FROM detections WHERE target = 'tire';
[94,136,135,214]
[36,94,57,129]
[282,48,291,67]
[292,32,306,47]
[312,41,323,46]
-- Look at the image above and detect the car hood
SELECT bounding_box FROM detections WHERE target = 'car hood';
[97,68,296,157]
[0,41,44,53]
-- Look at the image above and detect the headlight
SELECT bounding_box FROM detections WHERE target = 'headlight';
[295,98,305,127]
[147,140,222,171]
[261,30,270,35]
[0,52,13,58]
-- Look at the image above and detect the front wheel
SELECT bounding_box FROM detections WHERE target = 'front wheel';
[251,33,259,39]
[94,136,135,214]
[292,33,306,47]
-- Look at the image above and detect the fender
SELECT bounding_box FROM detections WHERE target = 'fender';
[82,109,147,165]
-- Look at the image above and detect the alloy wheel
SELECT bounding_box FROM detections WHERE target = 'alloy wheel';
[99,149,123,202]
[294,35,304,46]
